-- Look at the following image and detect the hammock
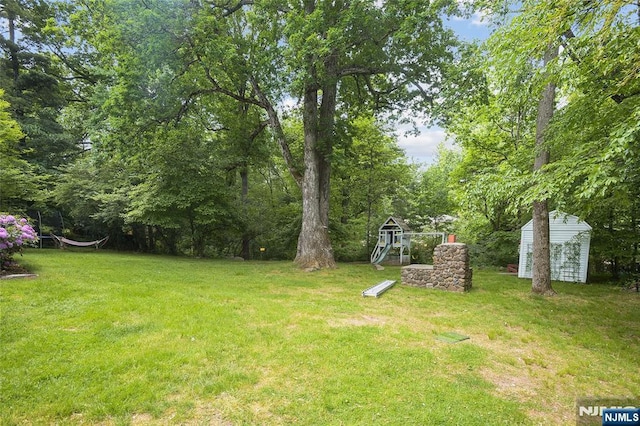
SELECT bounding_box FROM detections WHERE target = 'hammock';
[51,234,109,249]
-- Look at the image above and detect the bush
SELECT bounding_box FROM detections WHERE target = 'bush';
[468,230,520,268]
[0,215,38,270]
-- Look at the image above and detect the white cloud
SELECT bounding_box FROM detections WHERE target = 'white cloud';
[471,10,490,26]
[397,127,455,165]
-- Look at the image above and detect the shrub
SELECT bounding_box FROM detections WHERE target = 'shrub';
[0,215,38,270]
[468,230,520,268]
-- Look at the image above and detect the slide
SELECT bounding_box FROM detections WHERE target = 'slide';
[371,243,392,265]
[362,280,396,297]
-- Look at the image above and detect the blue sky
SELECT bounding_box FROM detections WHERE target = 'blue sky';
[397,11,493,166]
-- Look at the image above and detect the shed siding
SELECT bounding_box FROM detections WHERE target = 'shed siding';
[517,211,591,283]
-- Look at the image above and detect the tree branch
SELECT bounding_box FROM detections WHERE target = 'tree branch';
[249,120,268,141]
[338,66,385,78]
[205,0,254,16]
[249,75,303,186]
[184,34,265,108]
[560,28,629,105]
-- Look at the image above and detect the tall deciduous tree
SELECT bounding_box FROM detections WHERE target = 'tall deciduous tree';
[171,0,459,269]
[444,41,536,260]
[531,45,558,296]
[458,0,639,285]
[65,0,460,267]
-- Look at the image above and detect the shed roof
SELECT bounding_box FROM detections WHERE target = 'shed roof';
[521,210,591,232]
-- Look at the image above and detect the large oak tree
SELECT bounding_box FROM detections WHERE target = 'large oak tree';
[175,0,459,269]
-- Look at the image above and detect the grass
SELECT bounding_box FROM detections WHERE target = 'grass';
[1,250,639,425]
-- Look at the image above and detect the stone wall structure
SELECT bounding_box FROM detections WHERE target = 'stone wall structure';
[401,243,472,292]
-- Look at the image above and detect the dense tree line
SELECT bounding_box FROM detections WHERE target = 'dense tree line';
[1,0,426,263]
[1,0,638,283]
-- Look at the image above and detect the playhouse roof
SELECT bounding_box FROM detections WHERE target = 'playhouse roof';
[521,210,591,233]
[379,216,411,232]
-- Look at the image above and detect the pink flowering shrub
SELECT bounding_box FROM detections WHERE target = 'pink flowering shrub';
[0,215,38,270]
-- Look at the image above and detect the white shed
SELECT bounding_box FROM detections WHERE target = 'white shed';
[518,211,592,283]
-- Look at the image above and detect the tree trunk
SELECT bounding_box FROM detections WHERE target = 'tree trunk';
[292,2,336,270]
[294,81,336,270]
[251,76,335,269]
[317,55,338,228]
[240,166,251,260]
[632,213,638,273]
[247,2,337,270]
[7,12,20,85]
[532,200,553,294]
[531,45,558,296]
[608,210,619,280]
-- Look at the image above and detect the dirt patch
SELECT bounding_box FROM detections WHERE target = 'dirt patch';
[178,406,234,426]
[474,331,581,425]
[131,413,154,424]
[157,395,236,425]
[479,360,575,425]
[480,364,538,401]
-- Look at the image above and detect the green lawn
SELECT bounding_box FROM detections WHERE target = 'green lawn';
[1,250,639,425]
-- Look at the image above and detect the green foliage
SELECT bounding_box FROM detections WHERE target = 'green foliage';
[330,115,413,261]
[444,1,640,272]
[475,0,640,208]
[43,0,282,257]
[52,154,131,240]
[467,230,520,268]
[0,90,22,145]
[0,0,80,172]
[0,89,42,212]
[404,145,460,232]
[3,0,637,274]
[9,0,465,265]
[442,28,538,247]
[330,216,369,262]
[586,202,640,278]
